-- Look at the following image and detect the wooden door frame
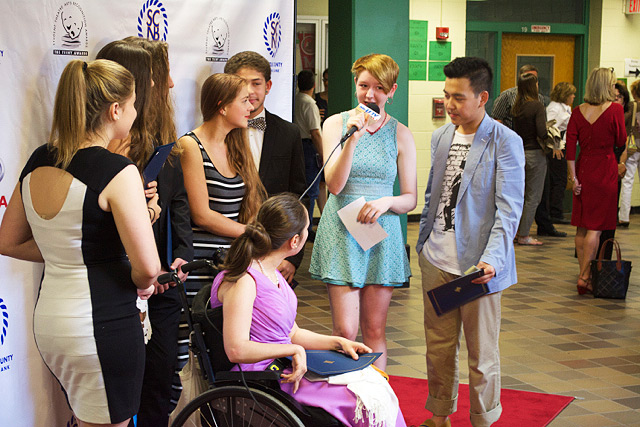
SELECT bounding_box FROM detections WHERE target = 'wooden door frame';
[466,0,590,102]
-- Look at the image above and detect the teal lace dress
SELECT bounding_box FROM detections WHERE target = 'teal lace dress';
[309,112,411,287]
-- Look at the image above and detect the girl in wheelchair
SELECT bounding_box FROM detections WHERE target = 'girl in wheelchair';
[210,193,407,427]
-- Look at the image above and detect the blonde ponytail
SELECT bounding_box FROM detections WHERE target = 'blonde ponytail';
[48,59,135,169]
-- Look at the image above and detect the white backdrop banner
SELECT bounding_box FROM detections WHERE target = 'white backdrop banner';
[0,1,294,425]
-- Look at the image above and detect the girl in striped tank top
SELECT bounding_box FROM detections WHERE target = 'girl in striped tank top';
[174,73,266,403]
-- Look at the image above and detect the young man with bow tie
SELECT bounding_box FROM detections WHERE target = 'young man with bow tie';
[225,51,306,285]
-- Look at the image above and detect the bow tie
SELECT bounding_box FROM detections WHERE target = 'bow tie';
[248,117,267,132]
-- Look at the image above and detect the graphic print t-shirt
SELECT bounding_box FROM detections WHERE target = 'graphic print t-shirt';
[423,131,474,275]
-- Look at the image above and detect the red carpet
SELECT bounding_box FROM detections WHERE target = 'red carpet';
[389,375,574,427]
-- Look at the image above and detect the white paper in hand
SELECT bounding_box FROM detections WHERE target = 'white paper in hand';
[337,197,388,251]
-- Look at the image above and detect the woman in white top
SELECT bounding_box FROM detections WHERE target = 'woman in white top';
[618,80,640,227]
[546,82,576,222]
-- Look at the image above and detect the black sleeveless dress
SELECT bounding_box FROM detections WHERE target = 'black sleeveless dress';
[20,145,144,424]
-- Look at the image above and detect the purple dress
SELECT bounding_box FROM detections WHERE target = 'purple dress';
[210,267,407,427]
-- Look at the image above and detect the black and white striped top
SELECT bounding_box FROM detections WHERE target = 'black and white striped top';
[185,132,245,260]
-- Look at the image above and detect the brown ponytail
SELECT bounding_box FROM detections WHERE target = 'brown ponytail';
[200,73,267,223]
[96,40,154,173]
[222,193,307,281]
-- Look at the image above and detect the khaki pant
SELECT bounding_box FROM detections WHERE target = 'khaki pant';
[419,254,503,427]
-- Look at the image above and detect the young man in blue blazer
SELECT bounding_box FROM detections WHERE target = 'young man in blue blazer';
[416,57,525,427]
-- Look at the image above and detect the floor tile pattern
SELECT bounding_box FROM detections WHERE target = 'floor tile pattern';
[295,216,640,426]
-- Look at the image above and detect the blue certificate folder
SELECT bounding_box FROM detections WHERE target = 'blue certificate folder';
[427,269,488,316]
[273,351,382,377]
[305,350,382,376]
[142,142,175,185]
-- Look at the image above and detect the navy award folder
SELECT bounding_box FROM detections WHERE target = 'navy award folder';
[427,268,488,316]
[305,350,382,376]
[142,142,175,186]
[276,350,382,377]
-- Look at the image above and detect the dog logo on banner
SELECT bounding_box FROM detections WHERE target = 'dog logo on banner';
[205,17,229,62]
[263,12,281,58]
[138,0,169,41]
[52,2,89,56]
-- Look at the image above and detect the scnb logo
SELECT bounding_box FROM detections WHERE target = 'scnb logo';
[137,0,168,41]
[0,156,5,183]
[263,12,281,58]
[0,298,8,346]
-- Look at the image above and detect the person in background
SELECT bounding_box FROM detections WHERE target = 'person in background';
[417,56,524,427]
[212,193,407,427]
[310,53,416,370]
[224,51,306,284]
[294,69,323,238]
[316,68,329,124]
[545,82,576,224]
[491,64,547,129]
[595,82,632,261]
[96,41,161,222]
[315,68,329,215]
[531,83,572,239]
[512,73,548,245]
[566,67,626,295]
[0,59,160,427]
[618,80,640,228]
[124,37,194,427]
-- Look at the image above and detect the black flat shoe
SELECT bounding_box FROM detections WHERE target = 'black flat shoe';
[617,221,630,228]
[537,228,567,237]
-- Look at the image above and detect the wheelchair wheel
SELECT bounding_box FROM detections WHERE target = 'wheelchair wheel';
[171,385,305,427]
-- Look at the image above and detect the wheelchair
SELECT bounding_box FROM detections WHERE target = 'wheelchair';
[160,260,343,427]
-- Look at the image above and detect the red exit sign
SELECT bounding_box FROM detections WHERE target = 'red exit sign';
[627,0,640,13]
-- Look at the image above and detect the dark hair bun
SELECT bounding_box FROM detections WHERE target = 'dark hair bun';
[245,222,271,249]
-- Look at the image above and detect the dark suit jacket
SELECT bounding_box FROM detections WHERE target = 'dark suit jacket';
[260,110,307,269]
[154,158,194,270]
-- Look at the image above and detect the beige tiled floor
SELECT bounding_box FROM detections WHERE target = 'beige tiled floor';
[295,215,640,426]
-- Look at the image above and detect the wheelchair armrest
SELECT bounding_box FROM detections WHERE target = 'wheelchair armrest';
[215,370,281,389]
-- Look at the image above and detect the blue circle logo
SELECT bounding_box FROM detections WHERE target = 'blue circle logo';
[137,0,168,41]
[0,298,8,346]
[263,12,281,58]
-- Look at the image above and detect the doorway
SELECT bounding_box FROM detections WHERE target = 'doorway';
[501,33,576,101]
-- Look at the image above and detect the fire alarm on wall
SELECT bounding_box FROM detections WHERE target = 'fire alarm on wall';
[436,27,449,40]
[433,98,446,119]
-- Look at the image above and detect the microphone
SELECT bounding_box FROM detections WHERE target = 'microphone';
[339,102,381,143]
[299,103,381,202]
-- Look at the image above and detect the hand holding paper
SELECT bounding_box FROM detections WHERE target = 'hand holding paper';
[356,197,392,224]
[337,197,388,251]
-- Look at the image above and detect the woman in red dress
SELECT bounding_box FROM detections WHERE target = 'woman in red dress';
[566,67,626,294]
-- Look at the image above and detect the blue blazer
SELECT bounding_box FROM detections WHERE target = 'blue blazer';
[416,114,525,293]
